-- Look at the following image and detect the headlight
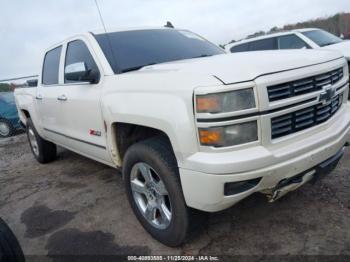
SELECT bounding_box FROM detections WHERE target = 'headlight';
[196,88,255,114]
[199,121,258,147]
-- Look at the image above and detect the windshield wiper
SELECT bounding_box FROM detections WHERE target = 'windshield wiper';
[191,54,213,59]
[121,63,157,73]
[321,41,339,47]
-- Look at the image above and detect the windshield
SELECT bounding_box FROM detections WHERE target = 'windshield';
[302,29,342,47]
[94,29,225,73]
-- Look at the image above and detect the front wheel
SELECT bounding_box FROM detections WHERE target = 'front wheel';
[123,137,190,247]
[0,218,25,262]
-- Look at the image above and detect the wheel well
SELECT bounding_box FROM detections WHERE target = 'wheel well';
[22,110,30,119]
[113,123,172,162]
[20,110,30,127]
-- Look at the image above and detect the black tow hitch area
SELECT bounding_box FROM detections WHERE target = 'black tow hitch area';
[266,147,345,202]
[267,170,315,202]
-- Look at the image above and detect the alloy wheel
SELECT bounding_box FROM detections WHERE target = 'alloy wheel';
[28,127,39,156]
[130,162,172,229]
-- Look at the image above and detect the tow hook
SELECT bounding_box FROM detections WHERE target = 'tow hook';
[267,170,315,202]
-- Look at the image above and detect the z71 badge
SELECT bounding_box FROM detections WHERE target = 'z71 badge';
[89,129,102,136]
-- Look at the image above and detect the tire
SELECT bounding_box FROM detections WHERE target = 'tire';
[0,119,14,138]
[123,136,190,247]
[0,218,25,262]
[26,118,57,164]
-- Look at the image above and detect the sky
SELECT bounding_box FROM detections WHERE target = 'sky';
[1,0,350,80]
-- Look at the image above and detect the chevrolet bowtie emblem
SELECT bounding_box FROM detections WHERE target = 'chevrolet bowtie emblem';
[319,85,336,105]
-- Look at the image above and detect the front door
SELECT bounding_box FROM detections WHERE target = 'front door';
[57,39,110,163]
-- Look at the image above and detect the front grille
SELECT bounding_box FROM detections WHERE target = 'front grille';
[267,67,344,102]
[271,93,343,139]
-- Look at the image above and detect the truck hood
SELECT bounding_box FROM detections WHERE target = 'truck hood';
[141,50,343,84]
[321,40,350,60]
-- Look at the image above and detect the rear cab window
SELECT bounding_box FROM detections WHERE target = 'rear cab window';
[42,46,62,85]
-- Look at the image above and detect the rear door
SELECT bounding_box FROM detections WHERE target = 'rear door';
[36,45,67,144]
[56,38,111,163]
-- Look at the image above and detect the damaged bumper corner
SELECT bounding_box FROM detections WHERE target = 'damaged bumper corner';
[265,147,345,203]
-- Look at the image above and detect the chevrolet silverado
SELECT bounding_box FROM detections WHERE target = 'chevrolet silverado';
[14,27,350,246]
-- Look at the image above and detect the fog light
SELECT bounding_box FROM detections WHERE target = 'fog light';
[224,178,262,196]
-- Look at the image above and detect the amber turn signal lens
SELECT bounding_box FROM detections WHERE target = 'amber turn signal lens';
[199,129,222,145]
[196,95,221,113]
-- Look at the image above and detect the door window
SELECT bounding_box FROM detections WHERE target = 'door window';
[42,46,62,85]
[277,34,310,49]
[64,40,99,83]
[248,38,277,51]
[230,43,250,53]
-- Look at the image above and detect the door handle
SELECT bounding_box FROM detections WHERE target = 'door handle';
[57,94,68,101]
[36,94,43,100]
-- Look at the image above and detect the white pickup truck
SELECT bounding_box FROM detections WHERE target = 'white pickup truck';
[15,27,350,246]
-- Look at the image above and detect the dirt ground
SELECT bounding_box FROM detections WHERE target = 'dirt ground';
[1,134,350,260]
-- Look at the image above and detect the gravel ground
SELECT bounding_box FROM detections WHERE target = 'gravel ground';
[1,134,350,260]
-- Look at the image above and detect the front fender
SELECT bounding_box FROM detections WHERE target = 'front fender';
[102,91,198,167]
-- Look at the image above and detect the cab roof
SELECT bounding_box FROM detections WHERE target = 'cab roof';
[45,27,177,52]
[91,26,176,35]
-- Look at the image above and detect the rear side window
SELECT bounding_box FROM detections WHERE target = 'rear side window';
[248,38,277,51]
[64,40,99,83]
[277,34,310,49]
[230,43,250,53]
[42,46,62,85]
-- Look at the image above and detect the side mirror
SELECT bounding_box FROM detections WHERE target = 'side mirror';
[65,62,99,83]
[27,79,38,87]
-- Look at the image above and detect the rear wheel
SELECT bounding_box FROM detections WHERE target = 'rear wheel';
[123,137,190,247]
[0,119,14,138]
[26,118,57,164]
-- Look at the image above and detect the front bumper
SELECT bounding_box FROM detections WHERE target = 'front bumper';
[180,104,350,212]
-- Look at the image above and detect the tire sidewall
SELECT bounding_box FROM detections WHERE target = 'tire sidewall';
[0,119,14,138]
[26,119,43,163]
[0,218,25,262]
[25,119,56,164]
[123,142,189,246]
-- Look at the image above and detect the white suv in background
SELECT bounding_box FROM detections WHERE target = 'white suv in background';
[226,28,350,68]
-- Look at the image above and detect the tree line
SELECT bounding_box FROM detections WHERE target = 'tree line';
[0,83,12,92]
[229,12,350,43]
